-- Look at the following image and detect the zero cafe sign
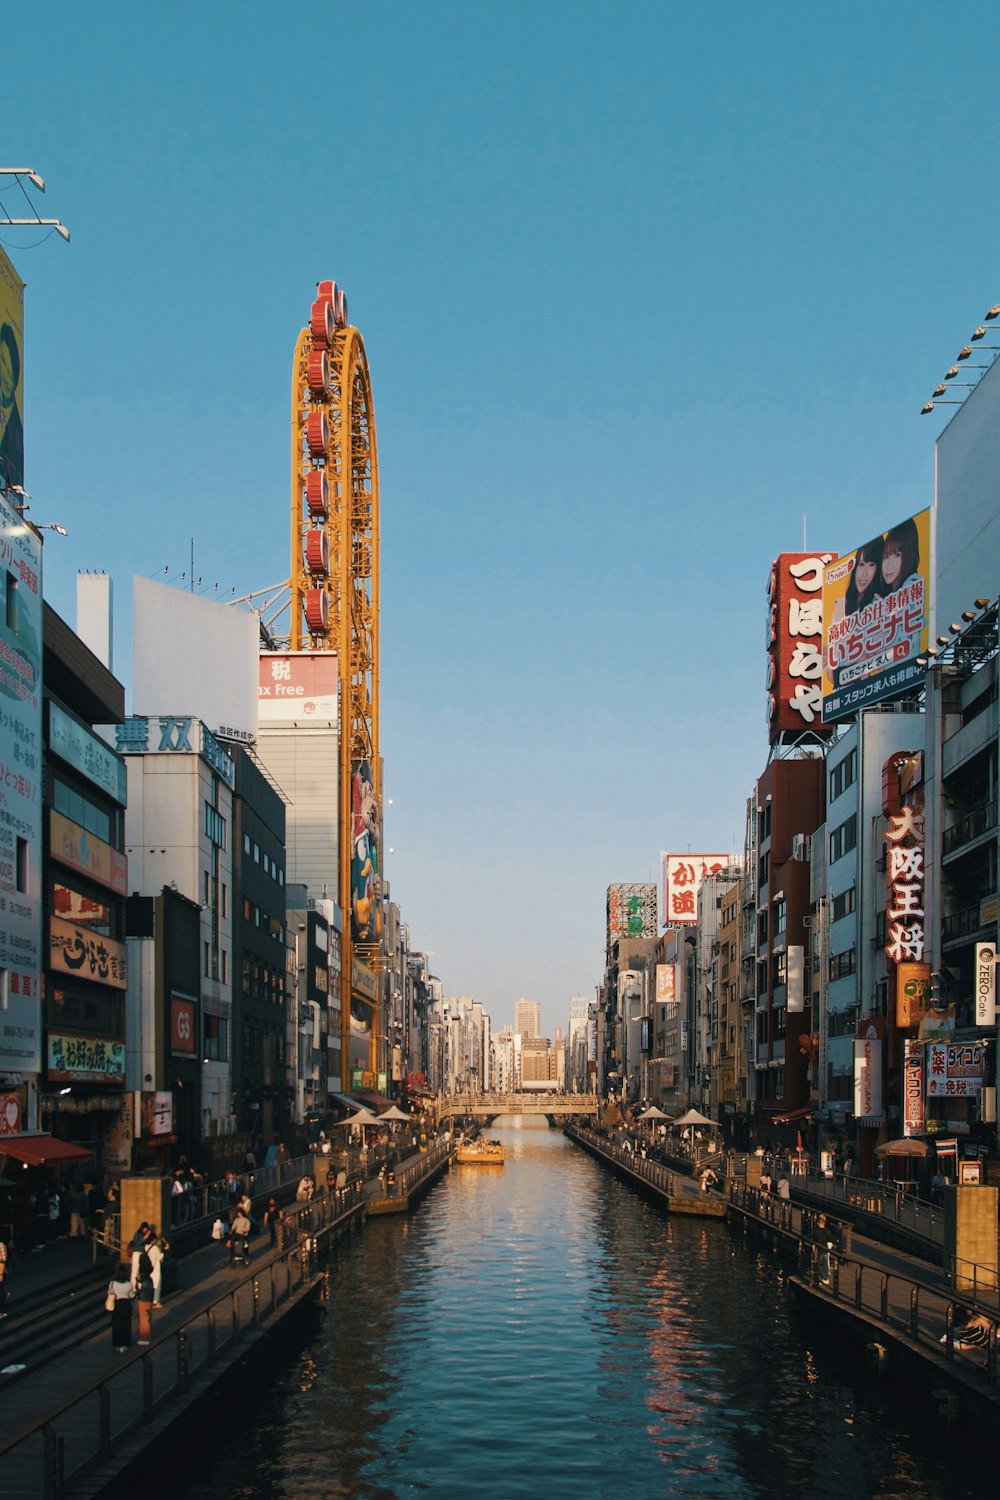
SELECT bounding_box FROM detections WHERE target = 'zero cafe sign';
[975,943,1000,1026]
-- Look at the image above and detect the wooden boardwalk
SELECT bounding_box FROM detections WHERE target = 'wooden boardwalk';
[0,1151,460,1499]
[566,1124,726,1217]
[567,1125,1000,1428]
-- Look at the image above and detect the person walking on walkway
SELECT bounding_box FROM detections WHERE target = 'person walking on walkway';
[147,1225,166,1307]
[813,1213,833,1285]
[136,1251,155,1344]
[264,1197,283,1249]
[229,1206,252,1268]
[67,1183,88,1238]
[129,1222,150,1287]
[108,1261,135,1352]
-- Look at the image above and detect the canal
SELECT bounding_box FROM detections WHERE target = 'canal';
[176,1121,981,1499]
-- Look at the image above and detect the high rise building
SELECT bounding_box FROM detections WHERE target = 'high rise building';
[515,998,541,1039]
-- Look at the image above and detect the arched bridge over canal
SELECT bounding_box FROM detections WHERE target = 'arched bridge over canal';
[439,1092,599,1127]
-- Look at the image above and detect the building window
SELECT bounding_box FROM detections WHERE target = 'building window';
[204,1014,229,1061]
[53,777,112,846]
[832,887,856,922]
[829,948,856,982]
[203,802,227,849]
[829,749,858,802]
[829,814,858,864]
[253,842,260,864]
[221,949,228,984]
[204,941,211,977]
[773,951,787,988]
[244,833,251,855]
[774,899,787,936]
[221,883,227,918]
[758,851,770,887]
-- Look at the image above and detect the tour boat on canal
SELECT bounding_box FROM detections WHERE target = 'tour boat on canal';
[455,1138,505,1164]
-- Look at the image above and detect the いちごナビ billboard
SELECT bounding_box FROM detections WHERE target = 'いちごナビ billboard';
[822,509,931,723]
[0,247,25,494]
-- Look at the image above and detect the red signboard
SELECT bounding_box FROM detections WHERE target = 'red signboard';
[170,996,197,1055]
[0,1092,21,1134]
[766,552,837,743]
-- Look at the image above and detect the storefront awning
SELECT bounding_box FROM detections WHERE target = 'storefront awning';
[0,1133,94,1167]
[771,1106,814,1125]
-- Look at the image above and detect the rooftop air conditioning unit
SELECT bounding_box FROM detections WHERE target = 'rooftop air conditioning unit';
[791,834,810,862]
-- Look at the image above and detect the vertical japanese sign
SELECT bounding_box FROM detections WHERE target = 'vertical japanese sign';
[821,508,931,723]
[854,1021,883,1123]
[0,248,25,494]
[787,945,805,1013]
[103,1091,138,1173]
[903,1038,924,1138]
[661,855,728,926]
[655,963,678,1005]
[885,804,925,968]
[0,487,42,1073]
[766,552,836,743]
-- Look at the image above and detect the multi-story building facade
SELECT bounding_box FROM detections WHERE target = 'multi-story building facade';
[232,748,288,1149]
[515,998,541,1039]
[753,755,825,1144]
[40,603,129,1169]
[120,715,235,1146]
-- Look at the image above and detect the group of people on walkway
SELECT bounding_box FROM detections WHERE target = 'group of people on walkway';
[105,1221,168,1352]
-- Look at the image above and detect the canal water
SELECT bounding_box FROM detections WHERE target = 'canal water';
[177,1122,981,1500]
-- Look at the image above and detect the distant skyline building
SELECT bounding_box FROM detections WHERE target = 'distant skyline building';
[515,998,542,1039]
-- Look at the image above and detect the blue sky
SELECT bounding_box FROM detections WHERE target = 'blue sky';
[6,3,1000,1033]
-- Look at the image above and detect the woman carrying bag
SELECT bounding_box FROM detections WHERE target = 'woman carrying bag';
[107,1262,135,1352]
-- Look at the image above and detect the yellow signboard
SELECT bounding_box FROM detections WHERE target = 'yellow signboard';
[49,916,127,990]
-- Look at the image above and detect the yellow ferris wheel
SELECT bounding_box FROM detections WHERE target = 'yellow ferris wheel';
[290,281,380,1088]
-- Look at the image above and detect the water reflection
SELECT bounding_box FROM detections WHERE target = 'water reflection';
[176,1120,981,1500]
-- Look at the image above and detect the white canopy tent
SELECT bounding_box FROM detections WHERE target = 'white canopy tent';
[671,1108,715,1128]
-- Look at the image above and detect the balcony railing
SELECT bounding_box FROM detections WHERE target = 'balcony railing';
[942,800,998,858]
[942,902,993,944]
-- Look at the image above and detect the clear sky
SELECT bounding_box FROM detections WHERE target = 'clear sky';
[6,3,1000,1035]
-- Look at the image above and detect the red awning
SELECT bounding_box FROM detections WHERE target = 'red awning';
[0,1133,94,1167]
[771,1106,814,1125]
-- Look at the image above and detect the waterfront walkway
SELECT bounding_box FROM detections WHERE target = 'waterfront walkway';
[0,1142,453,1498]
[566,1124,1000,1428]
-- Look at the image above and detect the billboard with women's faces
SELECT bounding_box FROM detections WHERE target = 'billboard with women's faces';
[821,508,932,723]
[0,248,25,492]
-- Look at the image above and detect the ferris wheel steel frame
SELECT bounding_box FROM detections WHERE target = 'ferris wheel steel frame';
[290,288,381,1090]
